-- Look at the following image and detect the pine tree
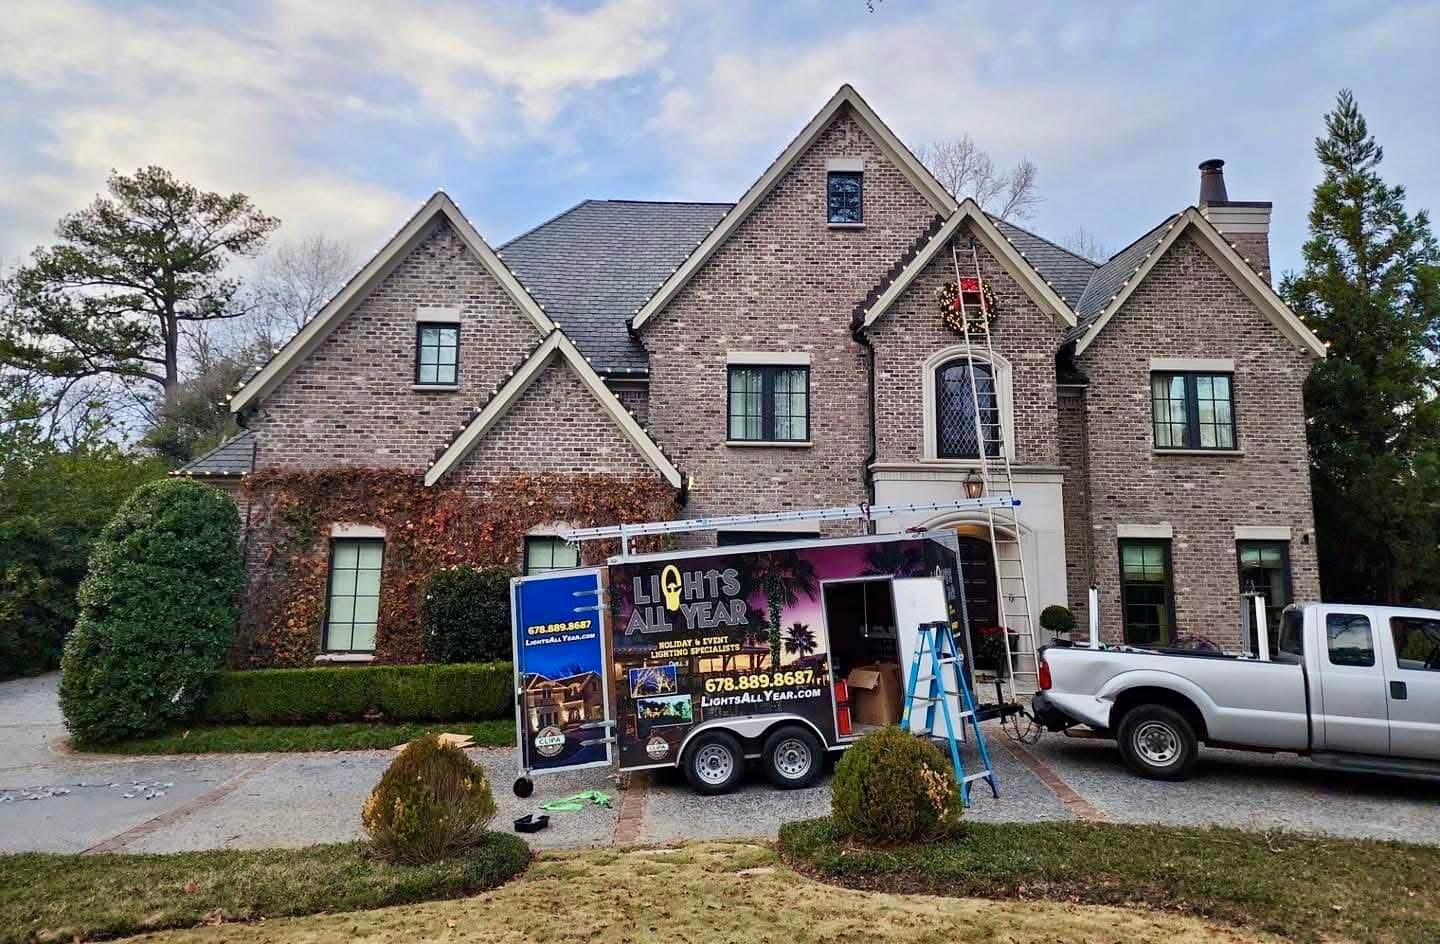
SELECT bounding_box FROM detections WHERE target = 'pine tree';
[1283,90,1440,603]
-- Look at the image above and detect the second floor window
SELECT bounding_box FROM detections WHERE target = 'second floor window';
[1151,372,1235,450]
[416,324,459,385]
[728,365,809,443]
[936,358,1001,458]
[827,171,863,224]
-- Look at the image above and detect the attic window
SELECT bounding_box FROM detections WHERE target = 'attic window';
[415,324,459,385]
[827,171,863,224]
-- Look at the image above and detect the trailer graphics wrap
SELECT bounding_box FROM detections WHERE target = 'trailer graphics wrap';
[609,537,960,769]
[512,569,612,773]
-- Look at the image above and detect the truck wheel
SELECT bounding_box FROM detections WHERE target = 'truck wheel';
[682,730,745,794]
[1117,705,1199,781]
[761,725,823,789]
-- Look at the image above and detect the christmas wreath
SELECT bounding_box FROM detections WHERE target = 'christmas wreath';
[936,278,998,334]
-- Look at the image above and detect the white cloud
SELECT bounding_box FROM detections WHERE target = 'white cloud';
[0,0,674,260]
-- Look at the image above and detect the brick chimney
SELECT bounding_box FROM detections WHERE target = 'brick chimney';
[1196,158,1272,282]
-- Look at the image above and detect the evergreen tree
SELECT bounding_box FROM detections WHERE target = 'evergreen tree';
[1283,90,1440,603]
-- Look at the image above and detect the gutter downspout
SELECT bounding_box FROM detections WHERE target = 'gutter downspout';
[853,324,877,535]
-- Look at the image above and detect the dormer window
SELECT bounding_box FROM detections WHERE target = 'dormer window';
[415,324,459,385]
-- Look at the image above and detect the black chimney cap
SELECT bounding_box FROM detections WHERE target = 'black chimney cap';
[1199,158,1228,204]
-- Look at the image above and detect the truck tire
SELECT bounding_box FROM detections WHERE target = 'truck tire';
[682,730,745,794]
[1117,704,1199,781]
[761,725,823,789]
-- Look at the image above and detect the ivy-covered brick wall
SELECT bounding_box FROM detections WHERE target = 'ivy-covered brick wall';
[236,468,677,667]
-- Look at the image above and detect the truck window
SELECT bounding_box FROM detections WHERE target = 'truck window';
[1276,608,1304,660]
[1390,616,1440,672]
[1326,613,1375,667]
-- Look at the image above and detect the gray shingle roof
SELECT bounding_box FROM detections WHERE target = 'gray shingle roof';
[175,432,255,477]
[1070,214,1179,339]
[499,200,733,373]
[992,219,1098,310]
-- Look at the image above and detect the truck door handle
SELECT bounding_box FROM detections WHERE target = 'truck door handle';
[1390,681,1408,700]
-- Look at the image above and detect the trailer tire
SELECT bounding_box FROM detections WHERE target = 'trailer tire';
[1117,704,1199,781]
[761,725,823,789]
[682,730,745,794]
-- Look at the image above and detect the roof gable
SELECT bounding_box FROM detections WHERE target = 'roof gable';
[855,200,1078,331]
[1072,207,1325,358]
[630,84,958,332]
[231,192,554,413]
[423,330,682,488]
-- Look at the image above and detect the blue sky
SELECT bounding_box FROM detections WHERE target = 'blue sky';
[1,0,1436,279]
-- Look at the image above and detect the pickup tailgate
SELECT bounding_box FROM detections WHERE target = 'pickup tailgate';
[1039,647,1310,751]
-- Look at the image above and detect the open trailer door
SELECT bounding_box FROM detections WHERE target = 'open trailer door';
[511,568,614,796]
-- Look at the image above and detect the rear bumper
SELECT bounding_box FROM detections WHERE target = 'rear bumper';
[1030,693,1076,731]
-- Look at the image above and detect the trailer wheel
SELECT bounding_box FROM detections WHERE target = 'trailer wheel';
[761,725,823,789]
[1117,704,1199,781]
[682,730,745,794]
[513,776,534,798]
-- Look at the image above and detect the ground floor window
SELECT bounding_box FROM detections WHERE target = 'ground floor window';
[324,538,383,652]
[1119,539,1175,646]
[1238,540,1292,653]
[524,536,580,575]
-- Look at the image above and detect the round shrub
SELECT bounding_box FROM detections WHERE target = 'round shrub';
[59,478,242,744]
[1040,604,1076,639]
[421,565,514,664]
[362,734,499,863]
[831,727,962,843]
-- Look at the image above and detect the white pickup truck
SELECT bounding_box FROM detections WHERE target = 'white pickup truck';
[1031,602,1440,781]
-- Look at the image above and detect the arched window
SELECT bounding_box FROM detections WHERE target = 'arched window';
[935,359,1002,458]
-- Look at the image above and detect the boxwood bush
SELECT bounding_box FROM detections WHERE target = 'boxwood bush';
[362,734,499,863]
[421,565,514,664]
[199,662,513,724]
[59,479,243,744]
[830,727,962,843]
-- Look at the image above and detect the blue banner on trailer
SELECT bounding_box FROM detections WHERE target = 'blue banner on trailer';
[512,568,613,775]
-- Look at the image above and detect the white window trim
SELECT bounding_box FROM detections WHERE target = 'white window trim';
[331,523,385,539]
[1118,523,1174,539]
[922,345,1015,462]
[825,158,865,173]
[1235,525,1292,541]
[416,305,461,323]
[726,351,811,366]
[1150,357,1235,373]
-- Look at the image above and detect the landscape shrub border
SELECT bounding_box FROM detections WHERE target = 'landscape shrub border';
[199,662,513,724]
[238,469,676,667]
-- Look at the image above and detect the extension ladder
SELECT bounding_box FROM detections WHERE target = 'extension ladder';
[899,619,999,804]
[950,239,1041,701]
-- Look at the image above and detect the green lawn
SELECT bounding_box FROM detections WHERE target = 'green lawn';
[780,817,1440,944]
[77,719,514,755]
[0,834,530,944]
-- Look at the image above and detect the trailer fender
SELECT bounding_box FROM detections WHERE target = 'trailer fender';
[1095,670,1219,739]
[676,714,830,762]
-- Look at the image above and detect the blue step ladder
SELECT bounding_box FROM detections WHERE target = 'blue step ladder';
[899,619,999,803]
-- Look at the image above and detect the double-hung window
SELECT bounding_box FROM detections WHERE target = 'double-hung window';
[415,324,459,385]
[524,536,580,575]
[324,539,383,653]
[1118,539,1176,646]
[727,365,809,443]
[826,171,863,224]
[1151,372,1236,450]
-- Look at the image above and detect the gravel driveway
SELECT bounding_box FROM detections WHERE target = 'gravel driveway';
[3,672,1438,854]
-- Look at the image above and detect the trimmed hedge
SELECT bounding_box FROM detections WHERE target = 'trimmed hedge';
[59,478,242,743]
[199,662,513,725]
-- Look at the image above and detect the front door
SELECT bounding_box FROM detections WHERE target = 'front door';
[954,536,998,631]
[1315,608,1390,756]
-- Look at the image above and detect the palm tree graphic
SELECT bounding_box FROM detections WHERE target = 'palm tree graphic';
[784,622,817,658]
[749,551,820,668]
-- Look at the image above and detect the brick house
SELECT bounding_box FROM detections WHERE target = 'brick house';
[186,85,1325,664]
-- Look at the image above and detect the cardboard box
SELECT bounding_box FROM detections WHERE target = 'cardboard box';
[846,663,903,726]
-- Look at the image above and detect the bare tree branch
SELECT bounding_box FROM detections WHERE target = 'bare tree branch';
[1057,226,1111,263]
[915,135,1041,221]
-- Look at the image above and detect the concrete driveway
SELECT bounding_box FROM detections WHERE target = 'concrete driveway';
[3,672,1438,854]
